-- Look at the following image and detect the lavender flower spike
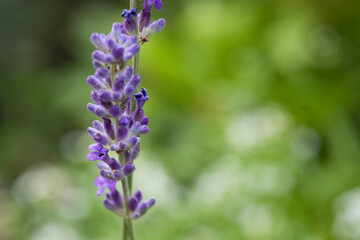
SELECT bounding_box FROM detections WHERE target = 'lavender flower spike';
[85,0,165,237]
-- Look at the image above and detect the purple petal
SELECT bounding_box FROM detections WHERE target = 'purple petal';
[86,152,100,161]
[88,143,103,151]
[94,176,106,187]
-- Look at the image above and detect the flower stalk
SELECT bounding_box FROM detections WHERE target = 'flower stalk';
[85,0,165,240]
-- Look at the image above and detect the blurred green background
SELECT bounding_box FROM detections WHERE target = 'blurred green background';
[1,0,360,239]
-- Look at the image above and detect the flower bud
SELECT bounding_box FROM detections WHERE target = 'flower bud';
[147,198,156,208]
[113,76,125,92]
[140,116,149,125]
[109,105,122,118]
[134,190,143,202]
[88,127,111,145]
[99,89,113,102]
[119,115,130,127]
[124,85,135,97]
[123,163,135,176]
[122,8,137,34]
[95,67,111,87]
[129,197,139,212]
[92,61,103,68]
[134,88,149,109]
[91,91,101,104]
[138,202,148,214]
[97,162,111,171]
[112,92,122,102]
[129,75,141,89]
[138,125,150,135]
[111,141,127,151]
[138,10,151,31]
[90,33,107,50]
[133,109,144,122]
[112,47,124,60]
[87,103,107,117]
[95,67,110,79]
[92,50,108,62]
[113,170,123,180]
[124,44,140,61]
[104,199,118,212]
[106,38,117,50]
[110,22,123,42]
[155,0,163,10]
[100,169,114,179]
[144,18,165,36]
[102,118,116,140]
[121,66,133,82]
[127,136,140,148]
[87,75,106,90]
[93,120,105,132]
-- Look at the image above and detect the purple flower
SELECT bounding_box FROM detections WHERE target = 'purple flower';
[134,88,149,109]
[122,8,138,19]
[104,188,124,212]
[122,8,138,34]
[90,23,140,69]
[102,117,116,140]
[155,0,162,10]
[109,105,122,118]
[86,143,109,161]
[87,103,107,117]
[88,127,111,146]
[138,10,151,31]
[143,0,162,11]
[94,176,116,196]
[131,195,156,219]
[86,0,165,219]
[123,163,136,176]
[129,197,139,212]
[87,75,106,90]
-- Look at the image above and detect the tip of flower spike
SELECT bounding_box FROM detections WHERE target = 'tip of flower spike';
[143,0,163,11]
[155,0,163,10]
[134,88,149,101]
[121,8,138,19]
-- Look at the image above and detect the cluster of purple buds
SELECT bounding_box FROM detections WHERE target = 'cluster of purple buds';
[139,0,165,44]
[86,0,165,219]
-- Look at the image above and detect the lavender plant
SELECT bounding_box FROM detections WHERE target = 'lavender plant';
[86,0,165,239]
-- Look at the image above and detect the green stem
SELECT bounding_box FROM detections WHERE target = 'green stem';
[121,0,140,239]
[128,0,140,205]
[119,153,135,240]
